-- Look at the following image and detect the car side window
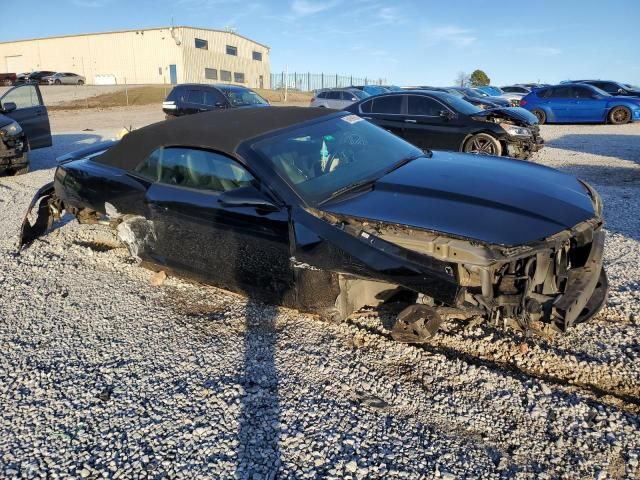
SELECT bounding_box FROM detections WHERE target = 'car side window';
[371,96,402,114]
[317,92,327,99]
[573,87,594,99]
[550,87,571,98]
[327,91,342,100]
[187,89,205,105]
[340,91,357,101]
[134,147,255,193]
[1,84,42,109]
[360,99,373,113]
[408,95,442,116]
[203,90,225,107]
[600,82,618,93]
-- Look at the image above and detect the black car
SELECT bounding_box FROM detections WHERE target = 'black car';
[162,83,269,118]
[22,107,606,342]
[15,71,56,85]
[344,90,543,160]
[572,80,640,97]
[0,84,52,176]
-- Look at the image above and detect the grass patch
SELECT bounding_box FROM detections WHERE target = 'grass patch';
[50,85,313,110]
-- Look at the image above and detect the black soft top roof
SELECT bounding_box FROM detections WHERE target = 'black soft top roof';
[94,106,339,171]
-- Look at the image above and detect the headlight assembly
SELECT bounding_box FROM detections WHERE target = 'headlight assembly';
[502,125,531,137]
[0,121,23,138]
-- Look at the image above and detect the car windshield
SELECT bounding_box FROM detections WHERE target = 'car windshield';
[252,115,422,205]
[221,89,269,107]
[624,83,639,90]
[438,94,483,115]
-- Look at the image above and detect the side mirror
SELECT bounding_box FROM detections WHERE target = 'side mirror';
[218,186,279,212]
[1,102,17,113]
[617,88,627,95]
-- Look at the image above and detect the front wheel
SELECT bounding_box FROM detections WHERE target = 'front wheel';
[608,106,631,125]
[463,133,503,157]
[78,80,85,85]
[54,79,62,85]
[531,109,546,125]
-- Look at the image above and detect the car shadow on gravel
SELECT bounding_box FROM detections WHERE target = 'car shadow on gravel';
[28,133,106,172]
[235,302,282,479]
[548,134,640,163]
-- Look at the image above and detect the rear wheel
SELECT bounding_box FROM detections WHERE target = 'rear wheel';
[608,106,631,125]
[531,109,546,124]
[463,133,503,156]
[78,79,85,85]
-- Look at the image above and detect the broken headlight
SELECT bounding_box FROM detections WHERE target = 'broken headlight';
[502,125,531,137]
[0,121,22,138]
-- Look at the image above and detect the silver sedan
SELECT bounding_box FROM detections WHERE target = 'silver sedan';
[43,72,86,85]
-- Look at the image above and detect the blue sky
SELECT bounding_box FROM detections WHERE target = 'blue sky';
[3,0,640,86]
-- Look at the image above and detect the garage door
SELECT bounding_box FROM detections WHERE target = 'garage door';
[5,55,24,73]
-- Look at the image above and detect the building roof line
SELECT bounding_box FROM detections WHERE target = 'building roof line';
[0,26,270,50]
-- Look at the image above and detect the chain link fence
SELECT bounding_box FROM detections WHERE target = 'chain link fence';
[270,72,389,92]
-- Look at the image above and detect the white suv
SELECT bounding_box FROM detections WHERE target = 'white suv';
[310,88,369,109]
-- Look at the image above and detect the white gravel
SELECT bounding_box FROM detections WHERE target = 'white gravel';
[0,109,639,479]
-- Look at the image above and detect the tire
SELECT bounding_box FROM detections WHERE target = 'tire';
[531,109,546,125]
[608,106,631,125]
[78,80,84,85]
[54,79,62,85]
[463,133,503,157]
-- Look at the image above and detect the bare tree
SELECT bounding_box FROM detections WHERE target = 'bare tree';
[454,71,470,87]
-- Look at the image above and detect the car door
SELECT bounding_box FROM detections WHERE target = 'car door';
[0,84,52,149]
[547,86,573,122]
[338,90,359,109]
[325,91,342,109]
[571,86,608,122]
[363,95,405,138]
[204,88,229,110]
[402,94,465,150]
[136,146,294,301]
[184,89,208,115]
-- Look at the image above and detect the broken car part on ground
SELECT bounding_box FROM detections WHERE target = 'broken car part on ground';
[20,107,607,342]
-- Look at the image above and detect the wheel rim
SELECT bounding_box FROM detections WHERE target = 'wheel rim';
[613,108,630,123]
[534,110,544,122]
[467,136,497,155]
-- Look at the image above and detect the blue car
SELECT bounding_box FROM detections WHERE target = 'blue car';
[520,83,640,124]
[476,85,504,96]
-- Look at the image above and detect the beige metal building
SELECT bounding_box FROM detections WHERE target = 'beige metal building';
[0,26,270,88]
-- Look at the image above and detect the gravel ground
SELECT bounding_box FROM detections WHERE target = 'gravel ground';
[0,109,639,479]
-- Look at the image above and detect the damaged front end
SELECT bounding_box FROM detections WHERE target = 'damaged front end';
[0,121,28,175]
[305,204,608,342]
[473,108,544,160]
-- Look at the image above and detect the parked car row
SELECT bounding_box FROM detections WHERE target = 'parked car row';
[5,71,86,85]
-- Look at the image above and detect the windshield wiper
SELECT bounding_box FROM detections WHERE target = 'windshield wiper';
[318,153,428,206]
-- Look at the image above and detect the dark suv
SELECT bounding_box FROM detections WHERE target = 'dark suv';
[0,84,52,176]
[162,84,269,118]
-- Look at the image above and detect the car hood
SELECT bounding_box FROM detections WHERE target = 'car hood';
[0,114,14,128]
[472,107,539,125]
[322,152,596,246]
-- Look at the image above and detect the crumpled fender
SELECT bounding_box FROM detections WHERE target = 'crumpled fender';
[19,182,59,248]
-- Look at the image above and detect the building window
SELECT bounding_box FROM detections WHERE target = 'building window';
[252,51,262,61]
[195,38,208,50]
[205,68,218,80]
[226,45,237,56]
[234,72,245,83]
[221,70,232,82]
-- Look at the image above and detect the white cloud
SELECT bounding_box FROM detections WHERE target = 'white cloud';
[377,7,402,24]
[290,0,340,16]
[421,25,476,48]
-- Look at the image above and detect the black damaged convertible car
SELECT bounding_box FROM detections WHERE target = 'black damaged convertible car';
[22,107,607,342]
